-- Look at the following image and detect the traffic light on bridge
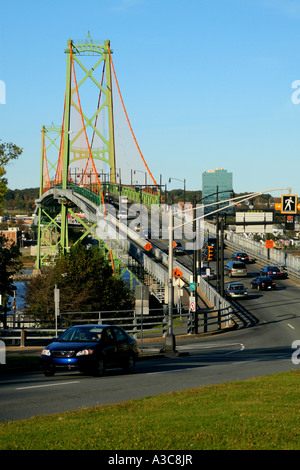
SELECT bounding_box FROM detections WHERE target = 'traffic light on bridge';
[207,245,214,261]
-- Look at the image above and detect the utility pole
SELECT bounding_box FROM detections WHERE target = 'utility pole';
[192,195,198,334]
[165,208,176,354]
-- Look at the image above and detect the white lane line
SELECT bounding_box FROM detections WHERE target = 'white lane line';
[287,324,295,329]
[178,343,244,352]
[231,359,259,365]
[224,344,245,355]
[16,381,80,390]
[147,369,185,375]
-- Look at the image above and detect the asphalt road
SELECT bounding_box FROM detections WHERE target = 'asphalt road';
[0,317,298,423]
[1,234,299,422]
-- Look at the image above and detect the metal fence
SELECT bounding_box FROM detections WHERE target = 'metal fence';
[0,306,233,348]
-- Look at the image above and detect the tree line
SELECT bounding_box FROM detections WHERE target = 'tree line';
[3,187,39,213]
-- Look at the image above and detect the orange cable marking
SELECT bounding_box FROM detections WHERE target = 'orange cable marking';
[107,42,163,204]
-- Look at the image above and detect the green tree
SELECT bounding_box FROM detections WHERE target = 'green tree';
[0,234,23,327]
[0,141,23,209]
[24,243,134,325]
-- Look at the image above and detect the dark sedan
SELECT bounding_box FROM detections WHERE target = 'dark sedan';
[231,252,249,263]
[40,324,138,377]
[250,276,276,291]
[260,265,288,279]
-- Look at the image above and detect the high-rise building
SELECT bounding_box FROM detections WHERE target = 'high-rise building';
[202,168,233,215]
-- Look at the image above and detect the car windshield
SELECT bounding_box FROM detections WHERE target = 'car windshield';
[268,266,279,270]
[233,263,245,269]
[229,284,245,291]
[58,326,105,342]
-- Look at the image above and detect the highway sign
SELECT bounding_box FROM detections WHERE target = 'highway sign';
[281,194,298,215]
[189,297,196,312]
[173,268,183,278]
[144,242,153,251]
[190,282,196,291]
[235,210,274,233]
[265,240,274,249]
[135,286,149,316]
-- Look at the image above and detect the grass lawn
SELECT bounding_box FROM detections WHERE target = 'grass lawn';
[0,370,299,450]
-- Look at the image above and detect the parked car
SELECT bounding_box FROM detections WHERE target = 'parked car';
[40,325,138,377]
[200,265,215,280]
[224,261,247,277]
[260,265,288,279]
[173,241,185,255]
[250,276,276,290]
[231,252,249,263]
[226,282,248,299]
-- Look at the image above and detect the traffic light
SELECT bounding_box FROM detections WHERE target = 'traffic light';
[207,245,214,261]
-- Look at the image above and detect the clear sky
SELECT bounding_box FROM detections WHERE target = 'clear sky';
[1,0,300,198]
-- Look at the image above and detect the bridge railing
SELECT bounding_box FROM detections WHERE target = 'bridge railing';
[45,181,161,207]
[0,306,234,348]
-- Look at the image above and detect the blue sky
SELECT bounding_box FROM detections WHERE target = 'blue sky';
[1,0,300,198]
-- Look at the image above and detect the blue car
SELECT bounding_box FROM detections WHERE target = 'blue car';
[40,324,138,377]
[260,265,288,279]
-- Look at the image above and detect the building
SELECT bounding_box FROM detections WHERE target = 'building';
[0,228,21,247]
[202,168,233,215]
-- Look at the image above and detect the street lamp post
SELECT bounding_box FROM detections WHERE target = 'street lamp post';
[168,177,186,208]
[165,207,177,354]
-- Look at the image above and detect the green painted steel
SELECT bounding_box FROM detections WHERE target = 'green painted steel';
[36,36,159,285]
[36,125,62,269]
[67,36,116,179]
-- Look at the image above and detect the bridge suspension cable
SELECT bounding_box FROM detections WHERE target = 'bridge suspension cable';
[107,42,160,193]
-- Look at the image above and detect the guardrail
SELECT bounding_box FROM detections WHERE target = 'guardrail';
[0,307,233,347]
[224,237,300,283]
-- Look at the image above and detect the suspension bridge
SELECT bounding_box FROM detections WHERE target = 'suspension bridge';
[35,34,231,324]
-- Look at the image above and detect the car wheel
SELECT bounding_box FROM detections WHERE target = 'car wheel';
[94,358,105,377]
[44,368,55,377]
[123,354,135,373]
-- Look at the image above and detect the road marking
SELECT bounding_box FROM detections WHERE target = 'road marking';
[224,344,245,355]
[178,342,244,351]
[16,381,80,390]
[147,369,184,375]
[287,324,295,329]
[231,359,259,365]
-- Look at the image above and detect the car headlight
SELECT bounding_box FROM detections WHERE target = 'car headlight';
[41,348,51,356]
[76,349,94,356]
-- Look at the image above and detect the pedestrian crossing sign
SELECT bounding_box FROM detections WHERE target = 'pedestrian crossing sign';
[281,194,298,214]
